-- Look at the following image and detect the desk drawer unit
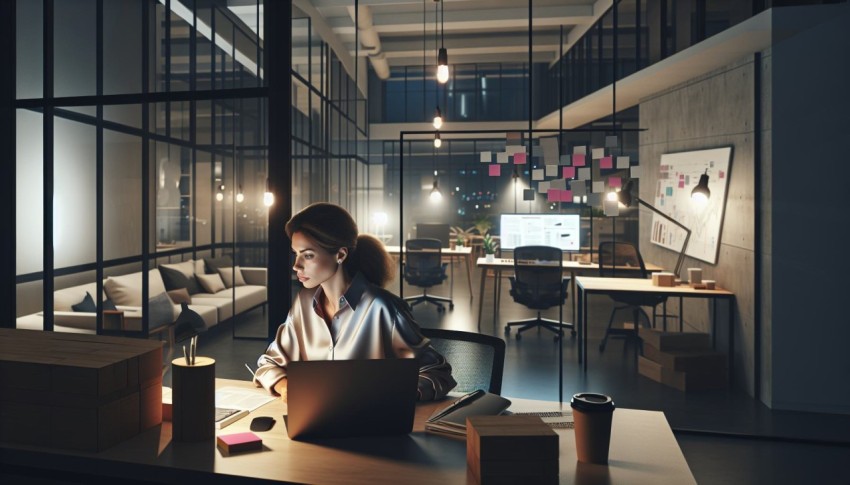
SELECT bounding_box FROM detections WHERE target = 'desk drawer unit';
[0,329,162,452]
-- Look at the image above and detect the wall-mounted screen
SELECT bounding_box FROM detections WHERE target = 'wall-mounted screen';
[500,214,580,251]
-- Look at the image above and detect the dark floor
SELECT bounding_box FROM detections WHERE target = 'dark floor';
[168,261,850,484]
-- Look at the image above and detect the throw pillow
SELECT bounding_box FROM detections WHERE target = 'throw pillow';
[203,255,234,274]
[71,292,97,312]
[196,273,226,294]
[159,265,203,295]
[167,288,192,305]
[103,298,118,311]
[148,292,176,331]
[217,265,246,288]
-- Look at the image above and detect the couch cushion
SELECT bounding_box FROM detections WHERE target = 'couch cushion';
[193,285,267,316]
[54,282,106,312]
[217,266,246,288]
[186,296,234,322]
[196,273,226,294]
[103,269,167,307]
[204,255,233,274]
[149,292,176,331]
[167,288,192,305]
[159,261,203,295]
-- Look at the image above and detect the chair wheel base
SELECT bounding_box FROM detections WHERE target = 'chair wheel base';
[515,333,522,341]
[503,327,510,336]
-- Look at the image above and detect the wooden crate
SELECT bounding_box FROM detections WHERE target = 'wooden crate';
[467,415,559,484]
[0,329,162,452]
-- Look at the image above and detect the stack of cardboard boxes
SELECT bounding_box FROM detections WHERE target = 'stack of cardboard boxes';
[0,329,163,451]
[638,327,727,391]
[467,415,559,485]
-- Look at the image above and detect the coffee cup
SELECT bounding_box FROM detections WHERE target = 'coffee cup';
[570,393,615,465]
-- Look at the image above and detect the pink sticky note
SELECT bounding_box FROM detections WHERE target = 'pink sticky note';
[600,156,613,169]
[719,170,725,179]
[572,154,586,166]
[548,189,559,202]
[489,164,501,176]
[562,166,575,179]
[513,153,526,164]
[608,177,621,188]
[561,189,573,202]
[678,180,685,188]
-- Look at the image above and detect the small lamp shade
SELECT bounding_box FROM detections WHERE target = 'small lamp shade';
[617,180,635,207]
[691,172,711,203]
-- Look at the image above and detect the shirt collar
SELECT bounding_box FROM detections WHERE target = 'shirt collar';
[310,272,368,314]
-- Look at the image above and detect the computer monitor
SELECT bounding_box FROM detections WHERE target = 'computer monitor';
[500,213,580,251]
[415,223,451,247]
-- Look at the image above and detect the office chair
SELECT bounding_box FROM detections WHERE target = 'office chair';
[420,328,506,395]
[403,238,454,312]
[597,241,668,352]
[504,246,574,341]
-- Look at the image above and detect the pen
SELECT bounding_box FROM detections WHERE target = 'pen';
[182,345,189,366]
[244,363,256,378]
[428,389,485,422]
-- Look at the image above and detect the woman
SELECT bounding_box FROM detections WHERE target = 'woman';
[253,202,456,401]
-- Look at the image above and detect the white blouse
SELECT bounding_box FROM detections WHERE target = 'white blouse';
[254,272,457,401]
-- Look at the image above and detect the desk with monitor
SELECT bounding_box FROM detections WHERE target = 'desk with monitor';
[0,378,696,484]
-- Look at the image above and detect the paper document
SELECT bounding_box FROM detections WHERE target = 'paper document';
[215,387,276,412]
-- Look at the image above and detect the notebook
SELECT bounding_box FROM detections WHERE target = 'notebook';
[284,358,419,440]
[425,391,512,437]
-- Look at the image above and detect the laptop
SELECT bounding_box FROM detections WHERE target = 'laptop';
[284,358,419,440]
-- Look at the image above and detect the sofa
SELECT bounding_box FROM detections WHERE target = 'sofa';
[16,260,267,335]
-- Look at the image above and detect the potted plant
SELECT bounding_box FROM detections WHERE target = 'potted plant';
[482,234,497,262]
[473,216,493,236]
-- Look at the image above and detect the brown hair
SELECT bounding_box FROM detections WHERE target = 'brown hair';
[285,202,395,288]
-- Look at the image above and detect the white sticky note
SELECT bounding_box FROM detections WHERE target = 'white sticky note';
[532,169,544,181]
[586,193,602,207]
[617,156,630,169]
[578,167,591,180]
[604,199,620,216]
[497,152,509,164]
[531,144,542,156]
[559,154,571,165]
[538,181,551,194]
[571,180,587,196]
[605,135,619,148]
[506,145,525,155]
[545,165,559,177]
[480,151,492,163]
[541,136,559,165]
[550,179,566,190]
[592,148,605,159]
[630,165,641,178]
[573,145,586,155]
[592,181,605,193]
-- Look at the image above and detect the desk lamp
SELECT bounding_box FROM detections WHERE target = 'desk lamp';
[616,176,711,278]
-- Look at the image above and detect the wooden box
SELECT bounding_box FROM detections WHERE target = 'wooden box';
[638,328,710,351]
[0,329,162,452]
[651,272,676,287]
[467,415,558,484]
[638,356,727,391]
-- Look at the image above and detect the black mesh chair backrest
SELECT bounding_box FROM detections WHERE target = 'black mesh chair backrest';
[598,241,648,278]
[511,246,566,309]
[404,238,444,286]
[421,328,506,395]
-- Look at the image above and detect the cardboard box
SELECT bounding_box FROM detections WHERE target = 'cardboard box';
[642,343,726,374]
[638,328,710,351]
[638,356,727,391]
[0,329,162,452]
[467,415,559,484]
[651,272,676,287]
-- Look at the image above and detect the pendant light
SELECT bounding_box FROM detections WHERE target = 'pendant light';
[236,184,244,203]
[691,170,711,204]
[215,183,225,202]
[263,178,274,207]
[434,131,442,148]
[436,0,448,84]
[430,170,443,203]
[433,106,443,129]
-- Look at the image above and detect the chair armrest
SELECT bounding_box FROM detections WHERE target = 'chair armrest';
[241,267,267,286]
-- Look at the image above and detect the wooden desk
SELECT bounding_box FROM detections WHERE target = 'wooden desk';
[476,258,664,331]
[575,276,735,377]
[386,245,474,300]
[0,378,696,484]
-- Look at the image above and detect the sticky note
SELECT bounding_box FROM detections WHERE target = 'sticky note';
[571,180,587,196]
[578,167,591,180]
[513,152,526,164]
[497,152,509,164]
[532,169,544,181]
[523,189,535,201]
[545,165,559,177]
[538,181,551,194]
[489,164,501,176]
[604,199,620,216]
[592,148,605,159]
[592,181,605,193]
[572,154,586,166]
[506,131,521,142]
[548,189,559,202]
[506,145,525,155]
[550,179,566,190]
[617,156,630,169]
[608,177,622,188]
[559,154,571,165]
[630,166,641,178]
[665,186,673,196]
[600,156,613,169]
[561,190,572,202]
[562,166,575,179]
[573,145,586,155]
[480,151,492,163]
[605,135,619,148]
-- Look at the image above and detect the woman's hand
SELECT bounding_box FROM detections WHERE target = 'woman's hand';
[273,377,288,403]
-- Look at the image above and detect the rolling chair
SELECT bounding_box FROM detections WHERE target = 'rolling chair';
[504,246,574,341]
[420,328,506,394]
[403,238,454,312]
[597,241,668,352]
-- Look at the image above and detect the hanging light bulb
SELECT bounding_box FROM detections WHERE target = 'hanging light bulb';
[215,183,225,202]
[691,170,711,205]
[437,48,449,84]
[430,179,443,203]
[236,185,244,203]
[434,131,442,148]
[263,178,274,207]
[432,106,443,129]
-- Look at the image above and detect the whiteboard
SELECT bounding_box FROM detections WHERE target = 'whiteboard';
[651,147,732,265]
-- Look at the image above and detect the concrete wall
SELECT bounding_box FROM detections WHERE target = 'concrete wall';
[768,5,850,413]
[639,57,758,396]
